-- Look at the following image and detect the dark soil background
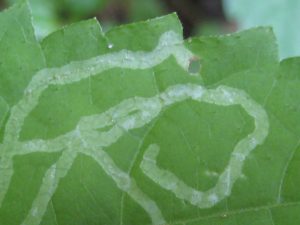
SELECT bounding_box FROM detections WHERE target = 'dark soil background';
[0,0,234,38]
[95,0,228,37]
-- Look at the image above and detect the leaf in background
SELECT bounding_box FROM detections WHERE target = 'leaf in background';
[223,0,300,59]
[129,0,165,22]
[6,0,59,38]
[0,2,300,225]
[55,0,108,19]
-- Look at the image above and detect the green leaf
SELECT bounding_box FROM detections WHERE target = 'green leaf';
[0,1,45,105]
[128,0,164,22]
[223,0,300,59]
[0,2,299,225]
[0,97,8,128]
[7,0,59,39]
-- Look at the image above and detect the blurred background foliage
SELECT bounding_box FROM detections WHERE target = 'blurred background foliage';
[1,0,300,59]
[224,0,300,59]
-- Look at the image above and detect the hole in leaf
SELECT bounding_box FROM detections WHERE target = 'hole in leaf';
[188,56,201,74]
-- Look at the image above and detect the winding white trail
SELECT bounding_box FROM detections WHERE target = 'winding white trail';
[140,85,269,208]
[0,30,269,225]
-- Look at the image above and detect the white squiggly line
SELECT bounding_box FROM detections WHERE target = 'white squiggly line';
[140,85,269,208]
[0,30,269,225]
[0,30,192,225]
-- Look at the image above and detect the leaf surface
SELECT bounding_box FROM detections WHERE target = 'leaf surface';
[0,2,299,225]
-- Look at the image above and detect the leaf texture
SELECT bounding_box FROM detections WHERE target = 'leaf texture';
[0,2,299,225]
